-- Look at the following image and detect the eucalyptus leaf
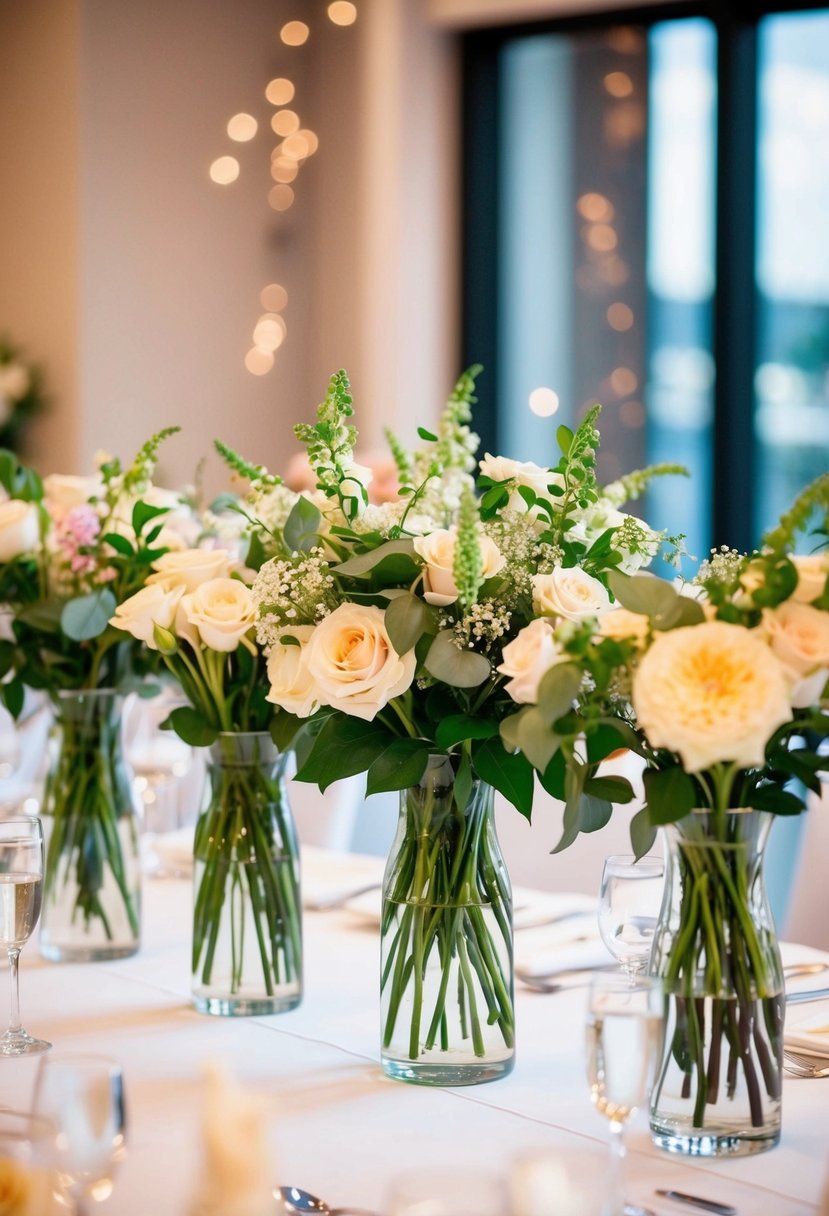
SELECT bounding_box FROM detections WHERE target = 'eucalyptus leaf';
[643,765,697,825]
[61,589,118,642]
[384,593,434,657]
[284,495,322,553]
[608,571,678,618]
[334,538,417,579]
[435,714,498,750]
[536,663,583,727]
[514,707,561,773]
[424,631,491,688]
[629,807,657,860]
[165,706,218,747]
[583,775,634,804]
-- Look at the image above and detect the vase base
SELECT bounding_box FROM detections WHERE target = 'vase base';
[40,942,139,963]
[382,1054,514,1087]
[192,992,302,1017]
[650,1121,780,1158]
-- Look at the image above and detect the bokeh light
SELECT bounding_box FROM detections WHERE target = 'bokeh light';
[607,303,634,331]
[528,387,560,417]
[272,109,300,136]
[260,284,288,312]
[271,157,299,182]
[328,2,357,24]
[245,348,274,375]
[280,21,309,46]
[209,156,240,184]
[227,113,258,142]
[266,78,295,105]
[610,367,638,396]
[604,71,634,98]
[268,184,295,211]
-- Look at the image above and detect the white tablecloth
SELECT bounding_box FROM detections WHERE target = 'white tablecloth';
[2,848,828,1215]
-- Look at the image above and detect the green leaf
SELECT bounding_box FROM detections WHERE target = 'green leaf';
[334,538,419,582]
[473,737,534,819]
[284,495,322,553]
[61,589,118,642]
[295,715,395,791]
[576,792,613,833]
[536,663,583,727]
[513,707,561,773]
[750,786,806,815]
[539,749,567,800]
[101,532,135,557]
[630,807,657,860]
[435,714,499,750]
[1,678,24,720]
[164,706,218,747]
[609,571,705,631]
[643,765,697,825]
[269,710,301,752]
[132,500,170,538]
[424,631,491,688]
[417,426,438,442]
[384,593,435,656]
[557,424,574,456]
[584,775,634,804]
[366,738,430,795]
[453,749,473,815]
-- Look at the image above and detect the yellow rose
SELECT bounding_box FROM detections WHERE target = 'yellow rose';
[790,553,829,605]
[265,626,319,718]
[0,500,39,562]
[109,580,184,647]
[532,567,611,621]
[632,620,792,772]
[413,527,506,607]
[304,603,416,721]
[762,600,829,708]
[181,577,257,652]
[497,618,563,704]
[148,548,232,592]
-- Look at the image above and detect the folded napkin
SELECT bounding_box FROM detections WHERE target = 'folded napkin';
[514,938,611,977]
[785,1005,829,1059]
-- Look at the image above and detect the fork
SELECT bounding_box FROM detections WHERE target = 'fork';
[782,1048,829,1078]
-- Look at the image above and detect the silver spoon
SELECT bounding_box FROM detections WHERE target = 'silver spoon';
[276,1184,380,1215]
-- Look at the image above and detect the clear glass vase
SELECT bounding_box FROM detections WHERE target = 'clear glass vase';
[40,689,141,962]
[192,732,302,1016]
[381,753,515,1085]
[649,809,784,1157]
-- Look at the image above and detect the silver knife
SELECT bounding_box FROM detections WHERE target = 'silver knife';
[656,1188,737,1216]
[786,987,829,1005]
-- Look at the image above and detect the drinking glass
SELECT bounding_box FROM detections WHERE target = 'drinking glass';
[597,855,664,979]
[585,972,663,1216]
[33,1053,127,1213]
[387,1168,508,1216]
[0,815,51,1055]
[0,1107,65,1214]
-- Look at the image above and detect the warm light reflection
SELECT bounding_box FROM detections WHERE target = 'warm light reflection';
[272,109,300,136]
[604,71,634,98]
[607,303,634,331]
[599,258,629,286]
[528,387,560,417]
[610,367,638,396]
[209,156,240,185]
[619,400,645,428]
[280,21,309,46]
[576,192,614,222]
[295,129,319,155]
[280,134,310,160]
[266,78,295,105]
[606,27,644,54]
[585,224,618,252]
[268,184,295,210]
[253,315,286,352]
[271,157,299,182]
[245,348,274,375]
[227,113,258,141]
[328,2,357,25]
[261,284,288,312]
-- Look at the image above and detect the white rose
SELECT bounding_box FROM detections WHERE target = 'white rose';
[478,453,561,511]
[181,577,257,652]
[148,548,232,592]
[0,362,30,400]
[0,499,39,562]
[597,607,650,647]
[532,567,612,621]
[265,626,319,718]
[43,473,102,517]
[632,621,792,772]
[109,580,184,647]
[413,527,506,607]
[497,619,563,704]
[790,553,829,605]
[304,603,416,721]
[762,600,829,708]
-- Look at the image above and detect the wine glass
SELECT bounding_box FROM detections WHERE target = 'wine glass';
[585,972,663,1216]
[597,855,664,979]
[0,815,51,1055]
[33,1053,127,1213]
[0,1107,66,1214]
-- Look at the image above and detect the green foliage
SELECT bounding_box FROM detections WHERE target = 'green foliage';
[762,471,829,554]
[453,487,483,611]
[213,439,282,490]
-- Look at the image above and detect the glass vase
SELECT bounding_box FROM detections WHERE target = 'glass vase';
[649,809,784,1157]
[381,754,515,1085]
[192,732,302,1016]
[40,689,140,962]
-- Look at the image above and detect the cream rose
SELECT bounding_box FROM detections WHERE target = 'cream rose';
[148,547,232,592]
[762,600,829,708]
[532,567,612,621]
[413,527,506,607]
[497,619,563,704]
[265,626,319,718]
[597,607,650,647]
[42,473,102,517]
[632,621,792,772]
[790,553,829,605]
[304,603,416,721]
[181,577,257,652]
[109,579,184,647]
[478,453,561,511]
[0,499,39,562]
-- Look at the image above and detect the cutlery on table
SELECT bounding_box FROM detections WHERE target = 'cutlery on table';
[782,1048,829,1078]
[785,987,829,1005]
[782,961,829,981]
[303,882,382,912]
[515,963,616,992]
[655,1189,737,1215]
[276,1183,379,1215]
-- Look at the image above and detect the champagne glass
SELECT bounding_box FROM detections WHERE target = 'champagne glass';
[34,1053,127,1213]
[585,973,663,1216]
[0,815,51,1055]
[597,855,664,979]
[0,1107,66,1214]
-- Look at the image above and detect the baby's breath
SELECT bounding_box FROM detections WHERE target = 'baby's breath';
[454,601,512,654]
[253,548,337,645]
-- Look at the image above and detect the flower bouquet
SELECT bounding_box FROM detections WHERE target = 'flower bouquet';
[0,432,181,960]
[254,366,679,1083]
[501,474,829,1151]
[110,461,304,1015]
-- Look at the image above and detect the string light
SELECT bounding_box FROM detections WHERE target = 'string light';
[209,156,240,184]
[227,113,257,141]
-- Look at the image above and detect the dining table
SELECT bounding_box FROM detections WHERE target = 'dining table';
[2,843,828,1215]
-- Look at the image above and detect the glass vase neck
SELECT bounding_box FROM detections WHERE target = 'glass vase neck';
[53,688,121,724]
[208,731,281,768]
